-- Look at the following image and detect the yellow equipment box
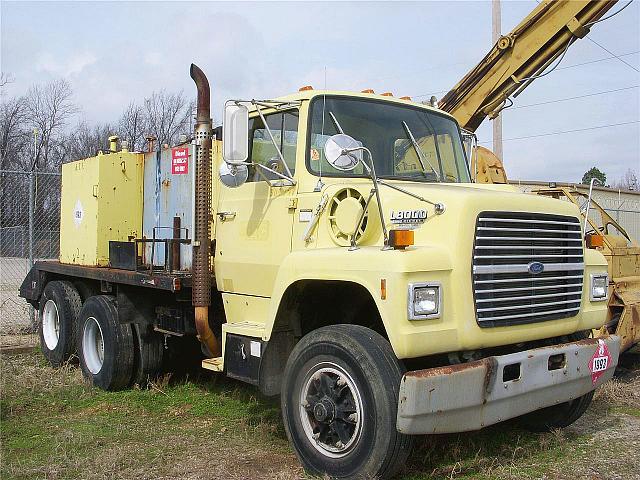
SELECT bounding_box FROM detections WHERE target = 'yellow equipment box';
[59,151,143,266]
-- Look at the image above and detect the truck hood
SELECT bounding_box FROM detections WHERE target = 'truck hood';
[321,179,582,249]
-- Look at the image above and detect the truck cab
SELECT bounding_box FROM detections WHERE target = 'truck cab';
[215,89,610,357]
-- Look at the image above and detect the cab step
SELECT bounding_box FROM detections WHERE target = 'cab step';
[202,322,267,373]
[202,357,224,372]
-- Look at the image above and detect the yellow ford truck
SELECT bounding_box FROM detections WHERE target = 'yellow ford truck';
[20,65,620,479]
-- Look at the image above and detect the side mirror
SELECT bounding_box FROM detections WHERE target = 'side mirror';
[223,102,249,164]
[324,134,362,171]
[219,161,248,188]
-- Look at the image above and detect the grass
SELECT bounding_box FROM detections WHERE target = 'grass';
[1,349,639,480]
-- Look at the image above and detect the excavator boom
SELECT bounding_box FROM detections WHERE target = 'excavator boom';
[440,0,618,133]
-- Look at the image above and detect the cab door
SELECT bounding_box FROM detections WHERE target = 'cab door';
[214,110,299,297]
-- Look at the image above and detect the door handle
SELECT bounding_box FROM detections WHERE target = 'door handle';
[217,211,236,221]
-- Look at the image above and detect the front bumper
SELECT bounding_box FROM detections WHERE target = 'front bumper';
[397,335,620,434]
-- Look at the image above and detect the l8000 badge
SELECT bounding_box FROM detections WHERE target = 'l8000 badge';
[390,210,427,227]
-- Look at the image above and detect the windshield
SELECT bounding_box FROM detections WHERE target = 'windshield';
[308,96,470,183]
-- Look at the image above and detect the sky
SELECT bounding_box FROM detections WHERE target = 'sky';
[1,0,639,184]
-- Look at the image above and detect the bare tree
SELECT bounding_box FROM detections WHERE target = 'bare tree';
[118,101,147,151]
[26,79,77,170]
[612,168,639,191]
[144,89,193,147]
[61,121,114,162]
[0,95,29,170]
[0,72,14,89]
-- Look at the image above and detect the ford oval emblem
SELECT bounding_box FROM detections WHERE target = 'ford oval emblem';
[528,261,545,275]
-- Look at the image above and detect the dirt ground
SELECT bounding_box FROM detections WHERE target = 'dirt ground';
[1,348,639,480]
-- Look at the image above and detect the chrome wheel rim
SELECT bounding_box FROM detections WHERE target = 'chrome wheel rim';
[42,300,60,350]
[299,362,363,458]
[83,317,104,374]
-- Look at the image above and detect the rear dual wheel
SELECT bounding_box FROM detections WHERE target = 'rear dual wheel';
[78,295,164,390]
[38,280,82,367]
[79,295,134,390]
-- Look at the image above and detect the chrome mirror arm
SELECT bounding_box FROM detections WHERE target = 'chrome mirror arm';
[341,146,392,250]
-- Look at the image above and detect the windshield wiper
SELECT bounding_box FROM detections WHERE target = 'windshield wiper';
[329,111,344,134]
[401,121,440,181]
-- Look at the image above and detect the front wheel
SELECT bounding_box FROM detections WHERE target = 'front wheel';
[518,391,594,432]
[281,325,412,479]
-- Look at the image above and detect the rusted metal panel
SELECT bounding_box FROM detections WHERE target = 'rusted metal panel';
[397,336,621,434]
[24,260,194,295]
[142,145,194,271]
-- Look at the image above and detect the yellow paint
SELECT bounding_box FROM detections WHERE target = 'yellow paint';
[60,151,143,266]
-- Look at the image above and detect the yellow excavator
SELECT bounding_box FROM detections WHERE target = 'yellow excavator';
[439,0,620,184]
[438,0,639,352]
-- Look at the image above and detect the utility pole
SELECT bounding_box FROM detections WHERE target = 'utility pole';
[492,0,503,161]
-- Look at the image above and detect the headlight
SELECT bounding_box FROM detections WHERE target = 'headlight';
[590,274,608,301]
[408,283,441,320]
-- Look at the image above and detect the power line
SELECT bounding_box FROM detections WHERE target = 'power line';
[554,50,639,72]
[411,51,640,99]
[510,85,639,109]
[586,37,640,73]
[478,120,640,143]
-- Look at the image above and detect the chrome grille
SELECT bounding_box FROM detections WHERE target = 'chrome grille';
[473,212,584,327]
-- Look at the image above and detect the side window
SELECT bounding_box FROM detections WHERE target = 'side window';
[247,110,298,182]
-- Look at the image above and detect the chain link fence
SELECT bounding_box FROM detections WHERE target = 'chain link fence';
[1,169,61,348]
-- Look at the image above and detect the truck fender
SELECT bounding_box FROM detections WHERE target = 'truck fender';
[263,246,453,349]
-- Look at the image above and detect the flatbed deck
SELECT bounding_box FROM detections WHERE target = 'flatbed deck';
[19,260,199,303]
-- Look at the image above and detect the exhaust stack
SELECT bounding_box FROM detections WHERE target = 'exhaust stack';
[190,63,219,357]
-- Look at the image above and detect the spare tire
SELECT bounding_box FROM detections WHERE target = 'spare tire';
[38,280,82,367]
[78,295,134,391]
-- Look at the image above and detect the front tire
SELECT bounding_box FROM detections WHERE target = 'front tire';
[38,280,82,367]
[518,391,594,432]
[281,325,412,479]
[78,295,134,391]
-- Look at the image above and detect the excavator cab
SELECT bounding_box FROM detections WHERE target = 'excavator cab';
[460,130,507,184]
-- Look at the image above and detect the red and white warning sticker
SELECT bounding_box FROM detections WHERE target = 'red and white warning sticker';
[171,147,189,175]
[589,339,612,385]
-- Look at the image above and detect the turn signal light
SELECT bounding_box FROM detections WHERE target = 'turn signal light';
[381,92,393,97]
[361,89,375,93]
[586,234,604,249]
[400,96,412,101]
[389,229,414,249]
[299,85,313,91]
